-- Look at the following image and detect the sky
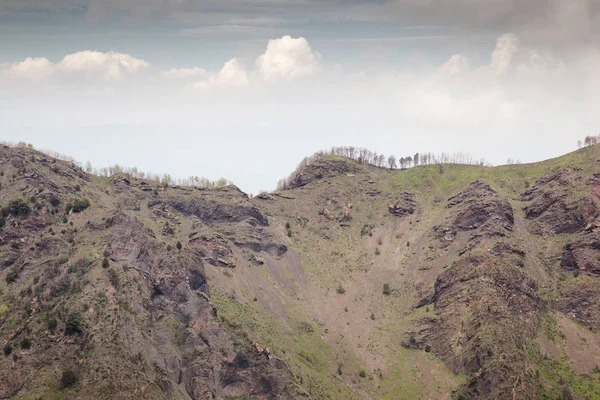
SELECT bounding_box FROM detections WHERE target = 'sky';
[1,1,599,194]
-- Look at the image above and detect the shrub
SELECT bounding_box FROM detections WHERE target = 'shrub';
[287,229,292,237]
[425,345,431,353]
[377,237,383,245]
[176,241,182,250]
[61,369,77,388]
[102,258,109,269]
[0,216,5,229]
[383,283,391,295]
[5,268,18,284]
[63,216,68,223]
[375,248,380,255]
[49,195,61,207]
[74,184,81,192]
[65,313,83,335]
[66,198,89,214]
[408,208,415,215]
[406,241,410,247]
[10,242,19,249]
[69,255,90,275]
[359,369,366,378]
[47,317,58,332]
[336,284,346,295]
[285,222,291,229]
[370,313,375,320]
[7,199,31,216]
[107,269,120,288]
[3,343,12,356]
[361,224,374,236]
[20,338,32,350]
[337,365,343,375]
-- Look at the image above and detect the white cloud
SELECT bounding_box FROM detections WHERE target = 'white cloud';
[190,58,248,89]
[439,54,470,75]
[57,51,149,80]
[490,33,520,73]
[1,32,600,195]
[255,35,321,82]
[4,57,55,80]
[0,51,149,83]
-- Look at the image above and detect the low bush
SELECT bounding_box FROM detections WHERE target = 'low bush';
[47,317,58,332]
[383,283,391,295]
[66,198,90,214]
[5,268,18,284]
[7,199,31,216]
[20,338,32,350]
[65,313,83,335]
[49,195,61,207]
[107,269,120,288]
[61,369,78,388]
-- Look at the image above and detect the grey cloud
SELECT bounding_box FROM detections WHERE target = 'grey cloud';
[2,0,599,51]
[80,0,599,38]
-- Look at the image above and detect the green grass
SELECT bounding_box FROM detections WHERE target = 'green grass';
[526,340,600,399]
[210,285,366,399]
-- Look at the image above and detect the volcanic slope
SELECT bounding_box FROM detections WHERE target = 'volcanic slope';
[2,143,600,399]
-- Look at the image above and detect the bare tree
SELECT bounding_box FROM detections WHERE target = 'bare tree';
[387,155,397,169]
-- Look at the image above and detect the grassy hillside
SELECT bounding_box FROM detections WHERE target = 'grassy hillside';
[2,143,600,399]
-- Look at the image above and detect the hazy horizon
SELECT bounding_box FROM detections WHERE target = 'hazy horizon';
[1,0,599,193]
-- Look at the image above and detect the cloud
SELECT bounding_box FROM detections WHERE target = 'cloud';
[255,35,321,82]
[0,51,149,84]
[65,1,595,47]
[490,33,519,73]
[190,58,248,89]
[439,54,470,75]
[176,24,283,37]
[57,51,149,80]
[1,31,600,190]
[3,57,54,80]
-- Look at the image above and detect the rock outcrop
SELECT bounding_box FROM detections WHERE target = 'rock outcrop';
[522,169,598,235]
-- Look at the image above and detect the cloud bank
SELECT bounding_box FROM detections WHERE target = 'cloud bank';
[1,32,599,193]
[1,51,149,82]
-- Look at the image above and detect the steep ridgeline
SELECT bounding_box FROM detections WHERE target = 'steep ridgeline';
[2,144,600,399]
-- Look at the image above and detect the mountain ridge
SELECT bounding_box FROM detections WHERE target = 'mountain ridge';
[1,143,600,399]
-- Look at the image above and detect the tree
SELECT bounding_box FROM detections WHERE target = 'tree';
[413,153,419,167]
[406,156,413,168]
[161,174,172,187]
[577,140,582,149]
[387,155,397,169]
